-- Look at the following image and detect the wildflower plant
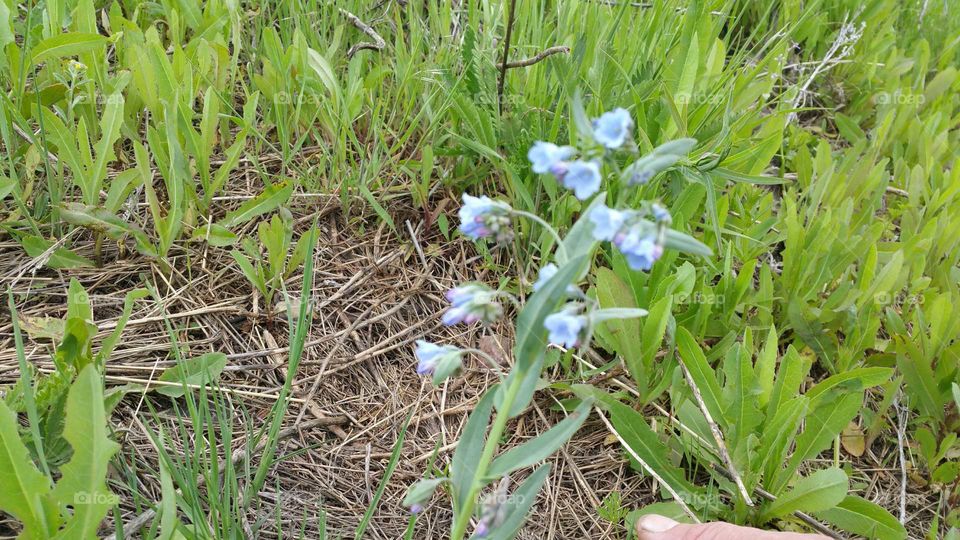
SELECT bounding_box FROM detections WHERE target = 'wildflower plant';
[405,97,711,539]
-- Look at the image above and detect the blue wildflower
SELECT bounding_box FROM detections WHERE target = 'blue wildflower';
[651,203,671,223]
[442,284,502,325]
[544,306,587,348]
[415,340,450,375]
[593,108,633,149]
[459,194,512,242]
[560,160,602,200]
[528,141,575,175]
[589,204,627,241]
[615,227,663,271]
[410,504,424,515]
[533,263,558,292]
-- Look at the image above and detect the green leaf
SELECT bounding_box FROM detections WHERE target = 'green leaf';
[155,353,228,397]
[663,228,712,257]
[20,235,94,269]
[485,464,551,540]
[759,396,808,485]
[30,32,108,66]
[488,399,592,477]
[402,478,445,508]
[675,327,725,426]
[67,278,92,323]
[815,495,906,539]
[805,367,893,406]
[87,92,125,205]
[774,391,862,493]
[0,400,55,538]
[761,467,848,521]
[219,181,294,228]
[50,365,120,539]
[450,388,496,514]
[606,398,698,498]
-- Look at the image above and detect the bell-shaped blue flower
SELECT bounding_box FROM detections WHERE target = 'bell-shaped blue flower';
[544,307,587,348]
[651,203,671,223]
[458,194,512,242]
[589,204,626,241]
[615,228,663,271]
[528,141,575,174]
[592,108,633,149]
[561,160,602,200]
[415,340,449,375]
[532,263,558,292]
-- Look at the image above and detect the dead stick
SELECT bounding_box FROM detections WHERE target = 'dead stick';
[675,351,754,506]
[338,8,385,58]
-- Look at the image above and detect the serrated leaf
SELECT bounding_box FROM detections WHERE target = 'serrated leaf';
[50,365,120,539]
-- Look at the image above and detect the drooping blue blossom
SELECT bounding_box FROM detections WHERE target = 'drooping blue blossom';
[459,194,512,242]
[527,141,575,175]
[415,340,450,375]
[544,306,587,348]
[560,160,602,200]
[533,263,558,292]
[474,522,489,538]
[442,284,503,325]
[409,504,424,515]
[615,227,663,271]
[589,204,627,242]
[592,108,633,149]
[651,203,671,223]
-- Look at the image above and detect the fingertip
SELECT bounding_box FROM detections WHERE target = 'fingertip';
[635,514,680,536]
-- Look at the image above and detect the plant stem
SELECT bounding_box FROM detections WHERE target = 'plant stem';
[510,209,568,262]
[449,374,523,539]
[496,0,518,115]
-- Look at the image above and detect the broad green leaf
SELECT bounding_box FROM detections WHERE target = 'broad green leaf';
[755,325,778,408]
[191,223,238,246]
[219,181,294,228]
[815,495,907,540]
[504,255,589,417]
[761,467,848,520]
[606,399,698,498]
[895,337,943,421]
[450,388,496,514]
[488,399,592,477]
[96,288,149,364]
[20,236,94,269]
[0,400,54,538]
[806,367,893,406]
[774,391,862,493]
[663,228,712,257]
[50,365,120,539]
[759,396,808,487]
[485,464,551,540]
[156,353,228,397]
[59,203,152,251]
[30,32,107,65]
[595,267,643,374]
[86,91,125,205]
[675,327,725,427]
[558,193,606,266]
[67,278,92,323]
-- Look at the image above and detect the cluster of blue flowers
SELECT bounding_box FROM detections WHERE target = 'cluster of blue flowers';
[527,107,634,200]
[590,203,670,271]
[416,106,680,382]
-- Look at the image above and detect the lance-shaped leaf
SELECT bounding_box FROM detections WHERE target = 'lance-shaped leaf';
[760,467,848,521]
[156,353,229,397]
[485,464,552,540]
[59,203,153,254]
[30,32,108,65]
[50,365,120,538]
[488,399,592,478]
[814,495,906,539]
[0,400,55,538]
[450,388,496,514]
[219,181,294,228]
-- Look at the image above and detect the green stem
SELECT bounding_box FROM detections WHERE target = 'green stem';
[510,210,568,262]
[449,374,524,539]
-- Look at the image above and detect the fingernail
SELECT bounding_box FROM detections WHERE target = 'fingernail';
[638,514,679,533]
